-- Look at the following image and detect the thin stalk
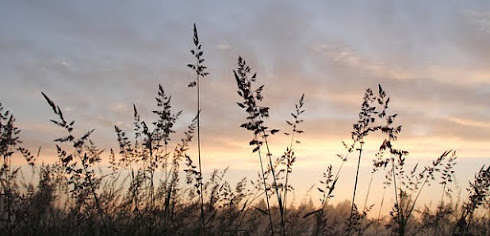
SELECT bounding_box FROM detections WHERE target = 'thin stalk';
[196,61,206,235]
[164,144,168,191]
[246,115,283,235]
[358,171,374,236]
[162,144,170,234]
[391,158,402,235]
[405,177,428,221]
[262,128,286,236]
[164,178,174,234]
[282,130,296,225]
[315,161,346,236]
[323,160,345,209]
[148,142,154,236]
[256,135,274,236]
[374,188,386,236]
[363,172,374,212]
[348,141,364,236]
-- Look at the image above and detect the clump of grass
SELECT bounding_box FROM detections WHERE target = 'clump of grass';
[343,203,373,235]
[0,102,20,235]
[433,151,457,235]
[112,84,193,234]
[453,165,490,235]
[385,149,456,236]
[418,203,454,236]
[0,102,37,235]
[42,92,109,235]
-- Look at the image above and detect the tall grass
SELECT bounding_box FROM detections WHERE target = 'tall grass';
[234,56,282,235]
[281,94,305,225]
[0,25,489,236]
[42,92,109,235]
[187,23,209,234]
[453,165,490,235]
[234,56,307,235]
[345,85,390,235]
[1,102,36,235]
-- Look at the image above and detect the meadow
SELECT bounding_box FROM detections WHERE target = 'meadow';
[0,25,489,236]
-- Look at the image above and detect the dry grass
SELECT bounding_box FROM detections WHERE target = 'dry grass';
[0,25,489,236]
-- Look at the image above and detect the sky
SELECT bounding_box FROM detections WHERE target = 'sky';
[1,0,490,210]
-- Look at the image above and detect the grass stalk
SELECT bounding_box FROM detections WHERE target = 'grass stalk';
[357,171,374,235]
[348,141,363,236]
[282,131,294,222]
[262,131,286,236]
[374,187,386,236]
[188,23,208,234]
[197,70,206,235]
[282,94,304,226]
[257,139,275,235]
[42,92,109,235]
[390,156,402,232]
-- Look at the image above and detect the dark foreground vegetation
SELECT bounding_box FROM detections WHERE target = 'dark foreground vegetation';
[1,25,489,236]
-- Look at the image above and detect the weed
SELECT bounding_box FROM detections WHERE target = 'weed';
[187,23,209,234]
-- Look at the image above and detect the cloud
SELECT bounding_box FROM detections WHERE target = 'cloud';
[465,10,490,34]
[216,44,231,50]
[447,116,490,129]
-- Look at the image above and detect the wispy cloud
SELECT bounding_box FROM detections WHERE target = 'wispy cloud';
[466,10,490,34]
